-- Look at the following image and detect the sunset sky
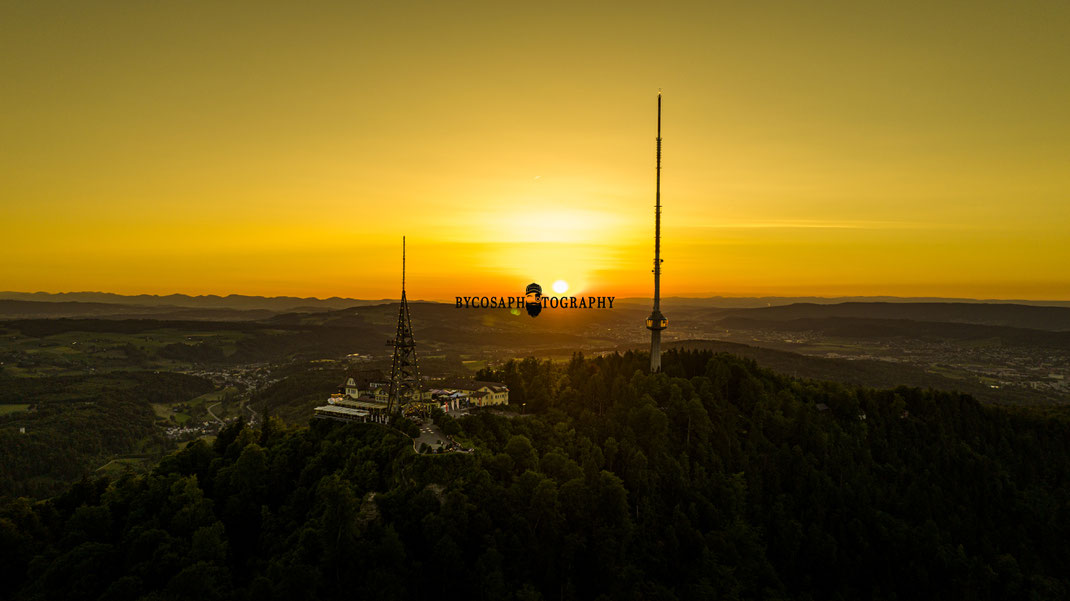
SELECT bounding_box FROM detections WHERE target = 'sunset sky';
[2,1,1068,300]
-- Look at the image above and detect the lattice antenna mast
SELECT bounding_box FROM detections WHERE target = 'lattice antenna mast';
[387,236,422,414]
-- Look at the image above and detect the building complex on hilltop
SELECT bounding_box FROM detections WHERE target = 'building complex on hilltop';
[313,369,507,423]
[313,237,509,424]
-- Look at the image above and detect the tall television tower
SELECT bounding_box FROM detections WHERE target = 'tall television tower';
[646,92,668,372]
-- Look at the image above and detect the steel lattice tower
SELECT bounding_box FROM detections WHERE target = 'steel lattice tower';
[387,236,422,414]
[646,91,668,373]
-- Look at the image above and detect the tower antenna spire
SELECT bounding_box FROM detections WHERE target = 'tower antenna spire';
[646,91,668,372]
[388,235,423,414]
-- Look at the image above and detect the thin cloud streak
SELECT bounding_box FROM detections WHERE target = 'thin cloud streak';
[682,219,974,231]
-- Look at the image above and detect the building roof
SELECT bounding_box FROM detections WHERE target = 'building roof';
[433,378,509,393]
[475,382,509,393]
[314,405,370,419]
[332,396,389,410]
[343,368,387,390]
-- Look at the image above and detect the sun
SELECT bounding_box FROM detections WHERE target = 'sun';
[552,280,569,294]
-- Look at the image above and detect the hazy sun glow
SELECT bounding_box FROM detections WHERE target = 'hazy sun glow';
[1,2,1068,300]
[552,280,569,294]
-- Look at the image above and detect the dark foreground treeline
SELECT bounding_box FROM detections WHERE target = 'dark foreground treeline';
[2,349,1069,600]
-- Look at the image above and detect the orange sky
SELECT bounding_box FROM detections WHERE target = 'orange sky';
[2,1,1069,301]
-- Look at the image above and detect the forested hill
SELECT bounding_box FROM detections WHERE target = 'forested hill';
[663,339,1045,405]
[4,350,1070,600]
[716,302,1070,331]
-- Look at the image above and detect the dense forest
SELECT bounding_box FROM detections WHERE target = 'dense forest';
[0,372,215,498]
[3,349,1069,600]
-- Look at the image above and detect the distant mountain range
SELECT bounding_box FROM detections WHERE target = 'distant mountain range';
[0,291,384,313]
[614,295,1070,309]
[4,292,1070,332]
[0,300,283,321]
[5,291,1070,312]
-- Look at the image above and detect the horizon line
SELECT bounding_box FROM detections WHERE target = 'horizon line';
[4,290,1070,305]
